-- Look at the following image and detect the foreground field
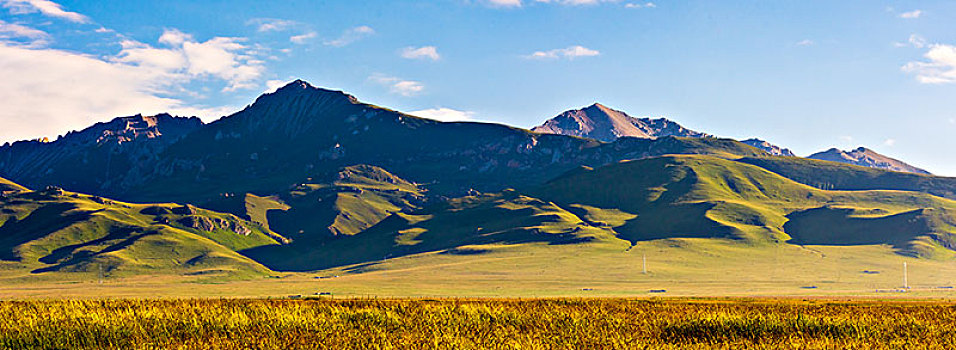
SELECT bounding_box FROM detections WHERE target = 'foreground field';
[3,238,956,299]
[1,299,954,349]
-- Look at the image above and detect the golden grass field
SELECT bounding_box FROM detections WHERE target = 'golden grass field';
[1,298,954,349]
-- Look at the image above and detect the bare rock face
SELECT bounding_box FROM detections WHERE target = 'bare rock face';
[808,147,931,174]
[741,138,795,157]
[532,103,709,142]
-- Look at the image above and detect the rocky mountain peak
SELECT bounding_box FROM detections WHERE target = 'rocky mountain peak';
[532,103,709,142]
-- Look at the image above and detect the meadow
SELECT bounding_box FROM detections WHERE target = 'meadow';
[0,298,954,349]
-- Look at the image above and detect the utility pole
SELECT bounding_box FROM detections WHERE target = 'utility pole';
[903,262,909,289]
[642,251,647,274]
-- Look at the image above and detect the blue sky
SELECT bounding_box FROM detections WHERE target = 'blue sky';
[1,0,955,175]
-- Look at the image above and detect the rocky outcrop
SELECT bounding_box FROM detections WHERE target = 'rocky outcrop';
[741,138,795,157]
[177,215,253,236]
[532,103,709,142]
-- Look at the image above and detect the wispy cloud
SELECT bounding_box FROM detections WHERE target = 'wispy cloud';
[795,39,814,47]
[483,0,522,8]
[369,73,424,96]
[535,0,618,5]
[1,0,89,23]
[324,25,374,47]
[0,19,50,48]
[902,43,956,84]
[883,138,896,146]
[290,31,316,44]
[484,0,624,7]
[899,10,922,19]
[895,34,927,48]
[400,46,440,61]
[525,45,599,60]
[247,18,298,32]
[624,2,656,8]
[407,107,474,122]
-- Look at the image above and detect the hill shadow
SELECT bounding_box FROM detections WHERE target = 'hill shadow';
[0,203,90,261]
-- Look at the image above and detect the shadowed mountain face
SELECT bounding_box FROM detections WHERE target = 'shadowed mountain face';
[532,103,709,142]
[741,138,795,157]
[808,147,930,175]
[0,80,765,206]
[0,113,203,195]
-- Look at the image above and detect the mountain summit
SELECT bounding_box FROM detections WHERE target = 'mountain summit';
[531,103,708,142]
[808,147,930,174]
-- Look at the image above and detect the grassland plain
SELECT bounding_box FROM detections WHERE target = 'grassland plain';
[0,298,954,349]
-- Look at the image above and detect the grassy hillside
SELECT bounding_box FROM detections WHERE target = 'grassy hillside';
[0,180,279,279]
[739,156,956,200]
[534,155,956,257]
[243,189,612,271]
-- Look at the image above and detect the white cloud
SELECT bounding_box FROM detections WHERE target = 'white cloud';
[248,18,297,32]
[290,31,316,44]
[400,46,440,61]
[526,45,600,60]
[1,0,89,23]
[369,74,424,97]
[407,107,474,122]
[264,79,288,94]
[796,39,814,46]
[899,10,922,19]
[114,29,265,91]
[883,138,896,146]
[0,42,242,142]
[625,2,655,8]
[324,25,374,47]
[0,19,50,47]
[902,43,956,84]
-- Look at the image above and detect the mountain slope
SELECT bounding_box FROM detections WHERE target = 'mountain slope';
[738,156,956,200]
[532,103,708,142]
[808,147,930,174]
[0,178,278,278]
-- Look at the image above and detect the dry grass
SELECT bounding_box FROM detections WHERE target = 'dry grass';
[0,298,954,349]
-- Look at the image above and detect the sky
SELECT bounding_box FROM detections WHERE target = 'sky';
[1,0,955,175]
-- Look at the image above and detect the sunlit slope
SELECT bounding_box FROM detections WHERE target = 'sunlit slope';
[534,155,956,257]
[0,180,279,278]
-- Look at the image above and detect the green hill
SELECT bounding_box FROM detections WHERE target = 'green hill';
[244,189,612,271]
[0,180,279,279]
[534,155,956,257]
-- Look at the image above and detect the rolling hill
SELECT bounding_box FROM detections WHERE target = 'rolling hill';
[534,155,956,258]
[0,178,279,279]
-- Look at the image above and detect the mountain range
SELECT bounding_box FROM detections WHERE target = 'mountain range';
[0,79,953,279]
